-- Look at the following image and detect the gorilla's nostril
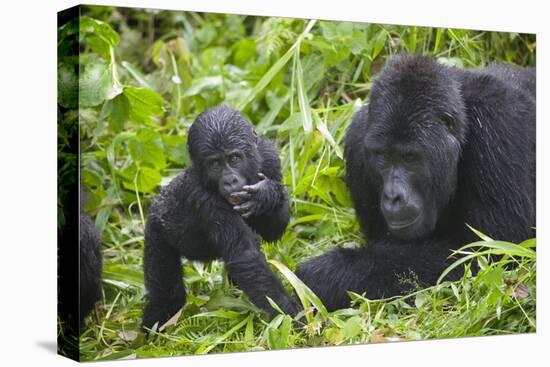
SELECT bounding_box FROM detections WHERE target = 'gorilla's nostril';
[391,194,403,206]
[383,191,403,209]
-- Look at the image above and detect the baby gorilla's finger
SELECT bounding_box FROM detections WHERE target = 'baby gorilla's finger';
[235,201,256,218]
[243,182,262,193]
[241,209,255,218]
[229,191,251,204]
[243,173,267,193]
[234,201,254,214]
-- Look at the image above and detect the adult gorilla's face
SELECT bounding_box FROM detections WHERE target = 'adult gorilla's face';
[363,55,467,239]
[364,133,454,239]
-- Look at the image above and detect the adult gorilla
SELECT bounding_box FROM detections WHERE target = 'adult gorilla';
[143,105,299,329]
[296,54,536,310]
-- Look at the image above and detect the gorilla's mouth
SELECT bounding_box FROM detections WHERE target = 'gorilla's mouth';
[387,214,421,231]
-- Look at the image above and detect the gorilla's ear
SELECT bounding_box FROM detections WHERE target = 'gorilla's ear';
[442,113,455,131]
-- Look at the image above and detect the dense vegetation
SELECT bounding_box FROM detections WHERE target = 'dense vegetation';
[57,5,536,360]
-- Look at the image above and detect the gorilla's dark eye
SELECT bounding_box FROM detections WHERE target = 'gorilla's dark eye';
[229,153,241,164]
[369,148,383,158]
[208,159,221,169]
[403,152,416,163]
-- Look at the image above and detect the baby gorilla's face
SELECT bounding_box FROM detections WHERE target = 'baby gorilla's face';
[203,148,251,201]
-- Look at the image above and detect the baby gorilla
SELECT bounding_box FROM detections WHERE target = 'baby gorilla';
[142,105,298,329]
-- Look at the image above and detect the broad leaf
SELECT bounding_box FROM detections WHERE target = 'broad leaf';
[58,63,78,108]
[129,128,166,169]
[79,61,113,107]
[124,86,165,125]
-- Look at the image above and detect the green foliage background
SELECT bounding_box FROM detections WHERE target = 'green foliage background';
[58,5,536,360]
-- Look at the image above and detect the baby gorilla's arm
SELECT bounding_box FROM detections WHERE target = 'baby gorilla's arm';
[203,198,298,317]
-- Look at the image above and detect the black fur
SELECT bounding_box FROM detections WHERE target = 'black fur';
[79,187,102,329]
[296,54,536,310]
[142,105,297,329]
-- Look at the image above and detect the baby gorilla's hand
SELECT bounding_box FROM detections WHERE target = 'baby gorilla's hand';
[229,173,268,219]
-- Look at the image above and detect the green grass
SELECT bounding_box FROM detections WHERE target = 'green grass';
[57,5,536,360]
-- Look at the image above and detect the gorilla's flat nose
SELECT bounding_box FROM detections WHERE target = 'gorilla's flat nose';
[223,175,241,191]
[224,176,238,185]
[382,187,405,211]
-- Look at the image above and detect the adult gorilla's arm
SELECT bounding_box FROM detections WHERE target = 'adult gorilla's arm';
[455,72,536,243]
[243,138,291,242]
[197,190,298,317]
[295,238,460,311]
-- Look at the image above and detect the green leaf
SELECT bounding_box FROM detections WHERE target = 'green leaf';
[433,28,443,52]
[58,63,78,108]
[102,264,144,288]
[121,166,162,193]
[466,224,494,241]
[519,238,536,249]
[236,19,316,111]
[342,316,363,339]
[295,48,312,133]
[129,128,166,169]
[371,31,386,59]
[183,76,223,97]
[123,86,165,125]
[86,34,112,60]
[58,18,78,43]
[278,112,304,132]
[350,30,368,55]
[487,287,502,306]
[245,315,254,345]
[484,267,504,288]
[289,214,326,227]
[330,177,352,207]
[79,60,113,107]
[414,292,429,309]
[313,111,343,158]
[336,22,354,38]
[268,259,329,323]
[135,167,162,193]
[80,16,120,59]
[450,283,460,300]
[121,61,153,89]
[232,38,257,66]
[320,21,338,40]
[200,47,229,69]
[301,54,325,91]
[438,239,535,284]
[109,93,130,131]
[205,294,259,312]
[267,315,292,349]
[257,91,290,132]
[162,134,188,165]
[195,316,250,354]
[324,327,344,345]
[459,240,535,259]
